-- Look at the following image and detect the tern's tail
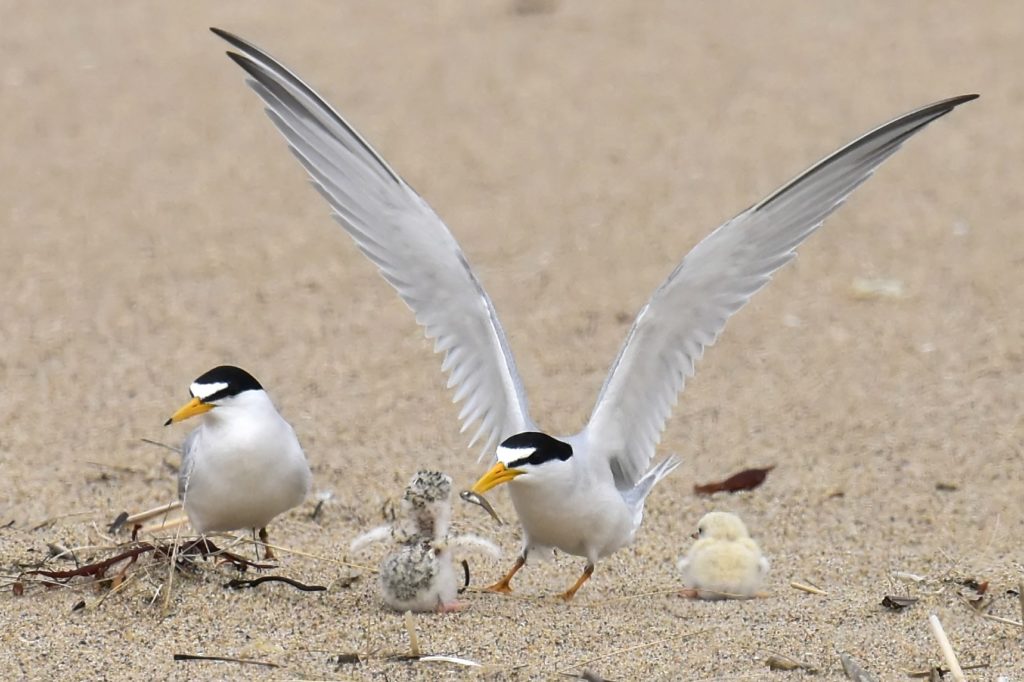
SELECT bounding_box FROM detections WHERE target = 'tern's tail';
[624,454,681,531]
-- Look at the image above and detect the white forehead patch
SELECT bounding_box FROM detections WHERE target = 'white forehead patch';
[496,444,534,465]
[190,381,228,401]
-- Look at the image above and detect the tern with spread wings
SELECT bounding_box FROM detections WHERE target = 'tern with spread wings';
[212,27,975,599]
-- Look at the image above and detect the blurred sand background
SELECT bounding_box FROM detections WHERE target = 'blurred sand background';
[1,1,1021,679]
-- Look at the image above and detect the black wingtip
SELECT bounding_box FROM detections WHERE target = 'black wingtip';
[209,27,234,42]
[210,27,258,57]
[947,93,980,108]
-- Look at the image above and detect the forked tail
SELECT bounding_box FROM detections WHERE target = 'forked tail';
[624,454,681,530]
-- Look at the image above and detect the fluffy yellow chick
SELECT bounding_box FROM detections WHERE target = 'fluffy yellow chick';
[677,511,768,599]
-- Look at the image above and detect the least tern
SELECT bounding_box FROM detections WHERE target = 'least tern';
[165,365,312,559]
[678,511,768,600]
[212,27,975,598]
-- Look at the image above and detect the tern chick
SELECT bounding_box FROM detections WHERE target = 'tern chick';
[379,540,463,613]
[165,365,311,560]
[678,511,768,600]
[351,471,498,612]
[395,469,453,543]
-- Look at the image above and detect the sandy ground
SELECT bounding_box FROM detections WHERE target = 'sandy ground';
[1,1,1022,679]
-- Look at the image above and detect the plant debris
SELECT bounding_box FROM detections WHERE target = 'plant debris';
[905,662,990,678]
[458,559,470,594]
[959,578,988,594]
[790,580,828,596]
[927,614,966,681]
[330,653,362,667]
[881,595,919,611]
[838,651,877,681]
[766,653,819,672]
[20,538,272,588]
[106,511,129,534]
[694,466,774,495]
[224,575,326,592]
[173,653,278,668]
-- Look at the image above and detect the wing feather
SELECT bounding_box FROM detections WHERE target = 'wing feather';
[586,95,977,488]
[212,28,534,457]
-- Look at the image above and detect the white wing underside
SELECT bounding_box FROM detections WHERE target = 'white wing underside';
[214,29,973,484]
[585,95,976,488]
[213,30,533,458]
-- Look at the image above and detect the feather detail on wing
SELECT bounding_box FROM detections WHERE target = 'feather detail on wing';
[177,428,200,500]
[212,29,533,458]
[585,95,977,488]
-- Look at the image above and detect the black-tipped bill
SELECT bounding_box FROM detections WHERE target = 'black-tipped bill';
[164,397,213,425]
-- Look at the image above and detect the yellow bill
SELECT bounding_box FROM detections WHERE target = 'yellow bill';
[164,397,213,425]
[471,462,524,494]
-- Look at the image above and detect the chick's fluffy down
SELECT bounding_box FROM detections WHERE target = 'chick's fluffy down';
[379,543,459,612]
[679,512,768,599]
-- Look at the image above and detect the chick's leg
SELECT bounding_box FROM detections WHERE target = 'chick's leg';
[484,554,526,594]
[559,563,594,601]
[436,600,467,613]
[258,527,276,561]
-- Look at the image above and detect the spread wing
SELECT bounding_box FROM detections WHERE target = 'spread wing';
[212,29,534,457]
[585,94,977,488]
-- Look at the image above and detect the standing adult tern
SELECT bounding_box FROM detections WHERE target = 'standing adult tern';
[212,26,975,599]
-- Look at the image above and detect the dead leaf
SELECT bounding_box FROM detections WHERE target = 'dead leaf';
[960,578,988,594]
[694,466,775,495]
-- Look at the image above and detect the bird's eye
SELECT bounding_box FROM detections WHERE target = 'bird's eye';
[697,526,704,536]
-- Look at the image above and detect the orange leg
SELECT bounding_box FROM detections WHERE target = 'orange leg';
[484,554,526,594]
[559,563,594,601]
[258,527,276,562]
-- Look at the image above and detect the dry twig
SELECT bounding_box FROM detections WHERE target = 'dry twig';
[790,580,828,596]
[173,653,277,668]
[927,614,965,682]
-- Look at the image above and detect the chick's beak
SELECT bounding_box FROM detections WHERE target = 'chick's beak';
[471,462,524,494]
[164,397,213,426]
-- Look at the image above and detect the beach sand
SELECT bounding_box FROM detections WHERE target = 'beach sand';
[2,2,1021,679]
